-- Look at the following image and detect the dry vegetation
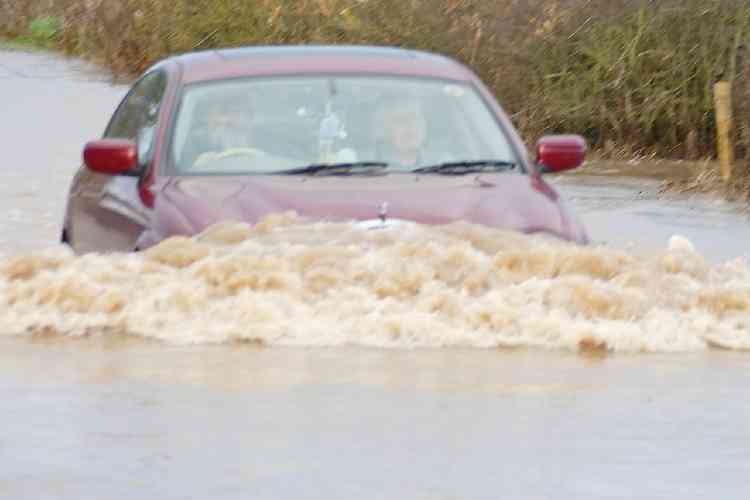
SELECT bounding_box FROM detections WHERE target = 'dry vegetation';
[661,161,750,204]
[2,0,750,177]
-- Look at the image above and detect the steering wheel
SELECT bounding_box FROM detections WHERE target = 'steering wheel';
[194,147,265,168]
[216,147,265,159]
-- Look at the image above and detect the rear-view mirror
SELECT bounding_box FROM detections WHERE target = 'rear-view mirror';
[83,139,138,175]
[536,135,587,174]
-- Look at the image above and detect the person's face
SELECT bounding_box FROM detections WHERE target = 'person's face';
[207,107,251,149]
[383,107,425,153]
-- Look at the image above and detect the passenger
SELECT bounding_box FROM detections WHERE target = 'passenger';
[373,95,428,170]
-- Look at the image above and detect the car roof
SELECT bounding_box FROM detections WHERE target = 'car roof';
[169,45,477,84]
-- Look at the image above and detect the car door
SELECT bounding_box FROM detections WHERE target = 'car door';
[65,69,168,253]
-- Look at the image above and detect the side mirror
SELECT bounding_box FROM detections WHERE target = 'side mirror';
[536,135,587,174]
[83,139,138,175]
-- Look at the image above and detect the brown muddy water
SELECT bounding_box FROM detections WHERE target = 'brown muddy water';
[1,49,750,499]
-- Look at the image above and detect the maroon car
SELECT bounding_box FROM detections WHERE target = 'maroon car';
[62,45,588,253]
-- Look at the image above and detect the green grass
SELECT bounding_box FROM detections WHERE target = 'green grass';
[0,36,54,51]
[28,16,61,42]
[0,15,62,51]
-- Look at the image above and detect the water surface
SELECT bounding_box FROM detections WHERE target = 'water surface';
[1,49,749,500]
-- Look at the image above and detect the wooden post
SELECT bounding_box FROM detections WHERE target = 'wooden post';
[713,81,734,181]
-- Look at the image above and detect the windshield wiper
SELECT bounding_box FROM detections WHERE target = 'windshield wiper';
[412,160,518,175]
[276,162,389,176]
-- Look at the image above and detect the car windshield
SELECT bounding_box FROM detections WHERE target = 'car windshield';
[170,76,517,174]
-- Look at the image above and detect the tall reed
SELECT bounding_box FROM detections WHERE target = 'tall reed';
[3,0,749,159]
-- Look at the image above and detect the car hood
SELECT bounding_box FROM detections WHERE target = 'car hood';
[145,173,586,246]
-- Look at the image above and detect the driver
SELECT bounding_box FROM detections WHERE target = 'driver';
[204,99,254,152]
[181,91,258,168]
[373,95,428,170]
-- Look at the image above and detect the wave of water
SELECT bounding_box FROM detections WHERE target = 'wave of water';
[1,213,748,352]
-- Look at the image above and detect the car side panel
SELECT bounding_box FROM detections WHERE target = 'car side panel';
[65,168,145,253]
[64,62,179,253]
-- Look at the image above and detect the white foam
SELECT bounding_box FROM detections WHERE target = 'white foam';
[1,217,748,352]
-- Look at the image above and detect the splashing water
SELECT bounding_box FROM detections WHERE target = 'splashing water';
[1,214,748,352]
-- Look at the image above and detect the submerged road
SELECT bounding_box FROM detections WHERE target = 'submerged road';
[1,49,750,499]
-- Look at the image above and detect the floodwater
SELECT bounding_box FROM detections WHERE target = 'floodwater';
[1,49,750,499]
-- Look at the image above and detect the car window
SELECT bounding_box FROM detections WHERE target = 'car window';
[105,70,167,165]
[170,76,517,175]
